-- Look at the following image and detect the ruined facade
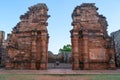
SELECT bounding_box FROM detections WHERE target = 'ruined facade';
[6,3,50,70]
[0,31,5,46]
[0,31,6,67]
[71,3,116,70]
[111,30,120,67]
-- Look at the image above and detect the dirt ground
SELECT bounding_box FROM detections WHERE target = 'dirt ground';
[0,69,120,80]
[1,75,91,80]
[32,76,90,80]
[0,69,120,74]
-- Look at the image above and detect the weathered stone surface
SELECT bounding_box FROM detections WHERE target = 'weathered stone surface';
[58,52,71,63]
[111,30,120,67]
[71,3,116,70]
[6,3,50,70]
[0,31,5,46]
[0,31,7,67]
[48,51,56,63]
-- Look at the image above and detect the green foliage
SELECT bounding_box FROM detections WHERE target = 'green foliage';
[59,44,72,53]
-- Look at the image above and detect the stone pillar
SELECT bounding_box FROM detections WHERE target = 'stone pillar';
[72,31,79,70]
[40,31,48,70]
[83,34,89,69]
[109,48,116,69]
[31,33,37,70]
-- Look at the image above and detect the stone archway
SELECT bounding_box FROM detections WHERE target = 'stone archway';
[5,3,116,70]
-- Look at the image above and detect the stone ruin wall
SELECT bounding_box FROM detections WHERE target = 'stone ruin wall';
[0,31,6,67]
[6,3,50,70]
[0,31,5,46]
[71,3,116,70]
[111,30,120,67]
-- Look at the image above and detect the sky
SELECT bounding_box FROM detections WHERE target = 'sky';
[0,0,120,54]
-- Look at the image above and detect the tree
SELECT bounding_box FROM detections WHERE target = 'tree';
[59,44,72,63]
[59,44,72,53]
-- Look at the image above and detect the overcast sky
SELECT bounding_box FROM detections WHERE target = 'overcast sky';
[0,0,120,54]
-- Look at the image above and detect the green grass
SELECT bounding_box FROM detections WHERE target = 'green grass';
[47,74,120,80]
[0,74,120,80]
[0,74,34,80]
[90,74,120,80]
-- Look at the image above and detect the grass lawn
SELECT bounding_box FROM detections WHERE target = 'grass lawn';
[0,74,120,80]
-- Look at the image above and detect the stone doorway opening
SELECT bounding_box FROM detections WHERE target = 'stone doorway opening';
[48,63,72,69]
[35,62,40,70]
[48,51,72,69]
